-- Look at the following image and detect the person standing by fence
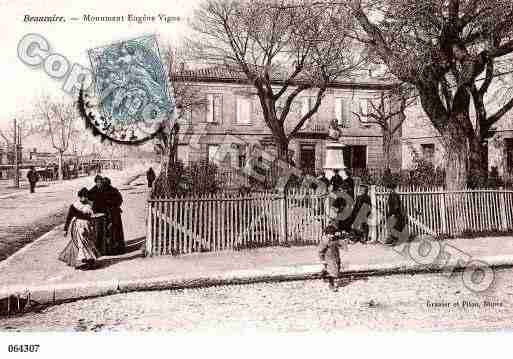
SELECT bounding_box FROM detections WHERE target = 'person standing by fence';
[99,177,125,255]
[352,184,371,242]
[26,166,39,193]
[146,167,156,188]
[386,183,407,245]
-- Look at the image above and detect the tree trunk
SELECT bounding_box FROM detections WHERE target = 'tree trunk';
[441,121,468,191]
[57,151,64,181]
[276,138,290,164]
[468,136,488,188]
[151,123,180,198]
[383,131,392,171]
[439,120,470,234]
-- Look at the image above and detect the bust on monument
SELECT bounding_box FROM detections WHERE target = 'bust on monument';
[324,119,345,180]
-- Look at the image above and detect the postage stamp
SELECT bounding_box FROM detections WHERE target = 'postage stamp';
[87,35,174,142]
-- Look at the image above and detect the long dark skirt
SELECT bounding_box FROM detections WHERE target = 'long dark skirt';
[59,218,100,268]
[387,213,408,243]
[104,209,125,255]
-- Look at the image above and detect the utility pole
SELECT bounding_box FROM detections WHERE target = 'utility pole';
[13,118,20,188]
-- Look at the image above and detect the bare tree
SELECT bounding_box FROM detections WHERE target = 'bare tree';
[36,96,79,180]
[187,0,365,162]
[348,0,513,189]
[150,44,209,198]
[0,117,36,157]
[352,84,417,171]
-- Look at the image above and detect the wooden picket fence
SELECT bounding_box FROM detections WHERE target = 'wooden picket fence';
[373,187,513,242]
[146,189,330,256]
[146,186,513,256]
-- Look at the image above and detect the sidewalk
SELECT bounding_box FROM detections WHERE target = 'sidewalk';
[2,197,513,313]
[1,164,513,312]
[0,165,148,261]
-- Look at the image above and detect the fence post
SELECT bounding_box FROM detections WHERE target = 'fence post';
[369,185,377,242]
[280,188,288,244]
[439,191,447,234]
[499,187,507,231]
[145,201,153,256]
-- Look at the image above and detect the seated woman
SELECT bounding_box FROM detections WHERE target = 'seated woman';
[58,187,100,269]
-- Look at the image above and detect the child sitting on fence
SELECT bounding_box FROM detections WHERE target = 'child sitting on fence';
[318,222,349,292]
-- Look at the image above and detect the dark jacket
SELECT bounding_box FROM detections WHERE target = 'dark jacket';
[146,168,156,185]
[387,190,406,234]
[353,192,371,216]
[387,190,404,216]
[88,184,125,255]
[64,204,91,233]
[27,169,39,183]
[330,174,344,192]
[342,177,355,199]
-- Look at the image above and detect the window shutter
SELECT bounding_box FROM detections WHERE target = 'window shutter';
[213,94,222,122]
[206,94,214,122]
[360,99,369,123]
[301,97,309,118]
[236,97,251,124]
[309,97,316,120]
[343,98,353,128]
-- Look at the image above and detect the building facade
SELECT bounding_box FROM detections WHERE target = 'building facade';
[171,67,402,176]
[402,96,513,177]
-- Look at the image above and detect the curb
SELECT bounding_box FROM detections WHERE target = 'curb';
[0,169,146,268]
[0,226,65,272]
[2,254,513,317]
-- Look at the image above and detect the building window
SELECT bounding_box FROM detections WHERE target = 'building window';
[335,98,351,128]
[301,96,317,121]
[299,144,316,175]
[421,143,435,162]
[206,94,222,123]
[207,144,220,163]
[176,145,189,165]
[236,96,251,124]
[356,98,371,123]
[506,138,513,173]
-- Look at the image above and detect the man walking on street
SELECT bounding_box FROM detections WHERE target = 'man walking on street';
[27,166,39,193]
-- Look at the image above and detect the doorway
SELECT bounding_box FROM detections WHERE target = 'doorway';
[342,145,367,171]
[300,144,316,175]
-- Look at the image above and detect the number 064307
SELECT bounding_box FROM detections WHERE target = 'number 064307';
[7,344,40,353]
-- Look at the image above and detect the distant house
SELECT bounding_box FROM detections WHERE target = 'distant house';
[402,96,513,177]
[170,66,403,176]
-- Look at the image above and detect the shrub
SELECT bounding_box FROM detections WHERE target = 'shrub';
[182,161,222,195]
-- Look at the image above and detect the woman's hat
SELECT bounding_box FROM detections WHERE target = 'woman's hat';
[78,187,89,197]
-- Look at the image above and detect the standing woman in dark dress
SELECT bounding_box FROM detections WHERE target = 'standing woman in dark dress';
[101,177,125,255]
[59,188,100,269]
[386,182,407,244]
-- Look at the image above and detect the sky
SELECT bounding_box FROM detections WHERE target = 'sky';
[2,0,513,152]
[0,0,199,144]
